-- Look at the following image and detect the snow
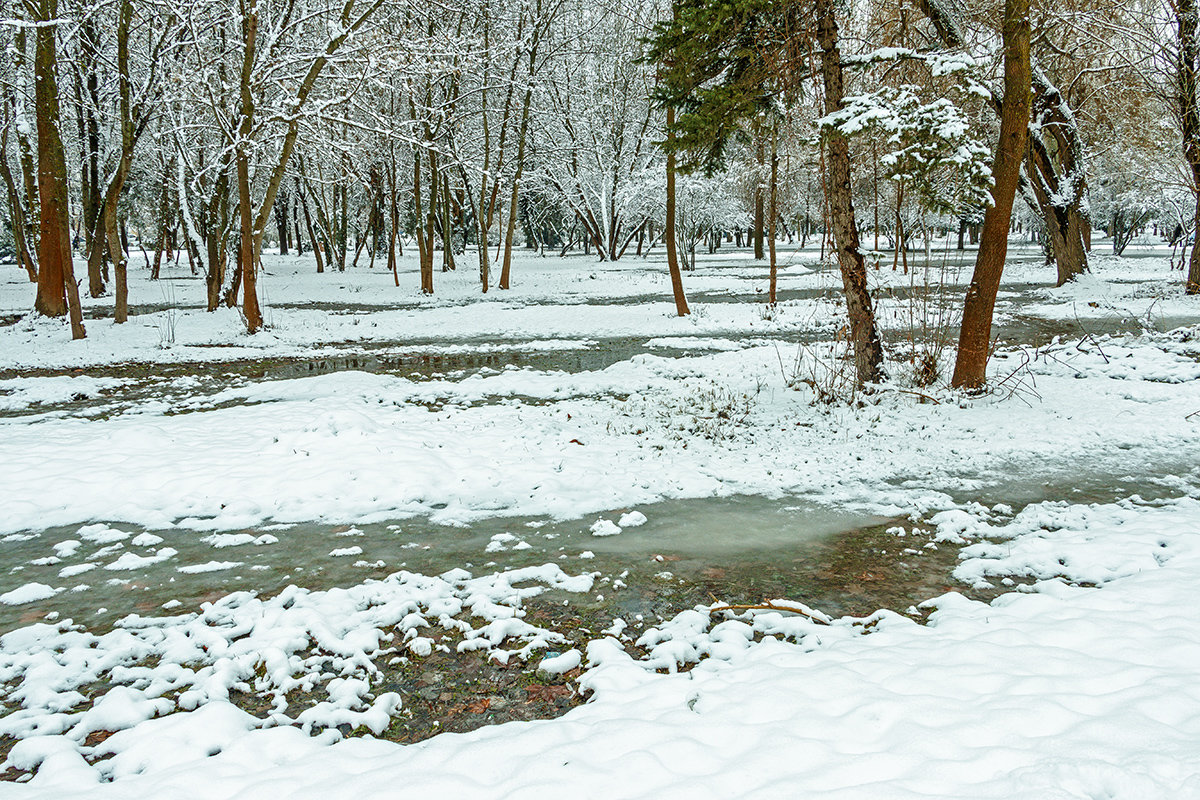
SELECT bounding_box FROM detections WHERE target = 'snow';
[537,648,582,675]
[589,519,623,537]
[104,549,178,571]
[176,560,243,574]
[0,583,62,606]
[1,246,1200,797]
[0,376,124,412]
[7,498,1200,796]
[618,510,648,527]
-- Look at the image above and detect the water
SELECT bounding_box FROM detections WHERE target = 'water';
[4,270,1198,636]
[0,496,898,635]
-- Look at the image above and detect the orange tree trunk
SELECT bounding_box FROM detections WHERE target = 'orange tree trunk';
[32,0,70,319]
[951,0,1031,389]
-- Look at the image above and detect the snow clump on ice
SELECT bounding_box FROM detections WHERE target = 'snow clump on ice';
[589,519,622,536]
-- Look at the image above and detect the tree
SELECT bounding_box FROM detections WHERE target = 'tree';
[226,0,384,331]
[649,0,886,386]
[536,0,661,263]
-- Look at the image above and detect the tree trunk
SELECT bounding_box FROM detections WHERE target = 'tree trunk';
[30,0,80,335]
[1023,70,1089,287]
[665,106,690,317]
[236,1,262,333]
[441,173,455,272]
[817,0,883,386]
[768,125,778,304]
[80,18,104,297]
[422,151,436,293]
[275,188,289,255]
[1177,0,1200,294]
[297,175,323,273]
[754,132,765,260]
[388,162,400,287]
[951,0,1031,389]
[105,0,135,324]
[204,166,230,311]
[0,128,36,281]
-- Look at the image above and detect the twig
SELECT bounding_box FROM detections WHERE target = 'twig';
[1187,409,1200,421]
[1073,305,1110,364]
[890,388,941,404]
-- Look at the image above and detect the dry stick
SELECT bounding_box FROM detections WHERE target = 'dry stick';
[1186,409,1200,420]
[707,600,830,625]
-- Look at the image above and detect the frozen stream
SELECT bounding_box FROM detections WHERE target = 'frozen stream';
[2,268,1199,639]
[0,496,903,635]
[3,274,1195,420]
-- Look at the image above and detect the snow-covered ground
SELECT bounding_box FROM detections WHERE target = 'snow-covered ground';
[3,242,1200,797]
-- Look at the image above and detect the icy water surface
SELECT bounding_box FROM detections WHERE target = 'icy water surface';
[0,496,907,635]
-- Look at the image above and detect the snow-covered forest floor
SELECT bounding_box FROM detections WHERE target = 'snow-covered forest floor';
[3,239,1200,798]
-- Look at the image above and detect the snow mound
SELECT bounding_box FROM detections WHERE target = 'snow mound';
[589,519,622,536]
[0,582,63,606]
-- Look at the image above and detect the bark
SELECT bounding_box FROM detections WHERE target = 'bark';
[236,0,262,332]
[768,125,778,304]
[0,127,36,281]
[665,105,689,316]
[440,173,455,272]
[754,132,765,260]
[414,148,433,294]
[79,18,104,297]
[499,78,535,290]
[951,0,1031,389]
[292,180,304,255]
[296,175,323,273]
[275,188,290,255]
[104,0,135,324]
[29,0,81,336]
[423,150,437,293]
[1178,0,1200,294]
[203,162,231,310]
[11,29,38,265]
[918,0,1086,287]
[387,157,399,286]
[236,0,386,330]
[817,0,883,386]
[496,0,549,291]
